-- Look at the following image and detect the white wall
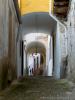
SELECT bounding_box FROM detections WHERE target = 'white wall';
[17,26,22,78]
[47,36,53,76]
[54,23,61,79]
[23,49,27,76]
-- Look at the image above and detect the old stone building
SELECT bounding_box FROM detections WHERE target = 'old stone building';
[0,0,75,91]
[1,0,75,99]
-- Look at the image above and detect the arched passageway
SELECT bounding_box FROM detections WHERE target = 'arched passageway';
[24,41,46,76]
[17,12,64,79]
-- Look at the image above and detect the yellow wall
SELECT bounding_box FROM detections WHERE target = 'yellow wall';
[18,0,53,15]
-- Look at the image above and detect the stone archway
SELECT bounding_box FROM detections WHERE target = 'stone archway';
[24,41,46,76]
[17,12,66,79]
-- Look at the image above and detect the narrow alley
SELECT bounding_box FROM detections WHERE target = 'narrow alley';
[0,0,75,100]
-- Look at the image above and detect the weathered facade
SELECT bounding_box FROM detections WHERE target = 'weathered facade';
[0,0,20,89]
[50,0,75,80]
[55,0,75,80]
[66,0,75,81]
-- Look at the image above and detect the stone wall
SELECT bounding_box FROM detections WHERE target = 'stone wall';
[58,23,68,78]
[67,0,75,81]
[0,0,19,89]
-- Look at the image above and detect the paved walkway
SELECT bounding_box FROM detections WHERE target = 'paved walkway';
[0,76,75,100]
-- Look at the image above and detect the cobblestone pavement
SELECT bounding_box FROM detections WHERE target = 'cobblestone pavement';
[0,76,75,100]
